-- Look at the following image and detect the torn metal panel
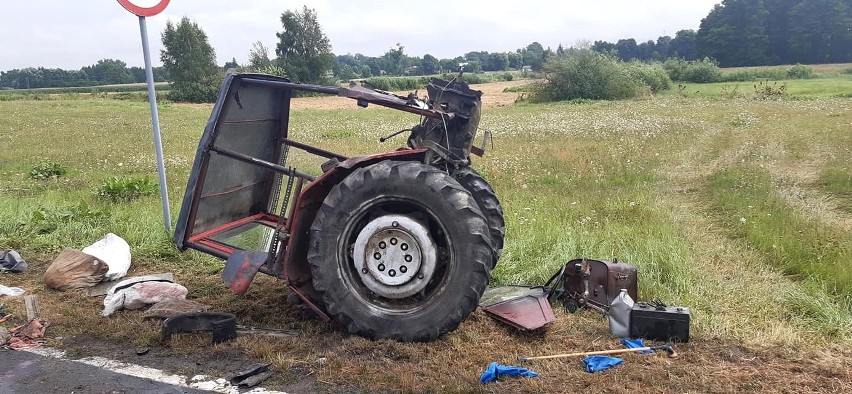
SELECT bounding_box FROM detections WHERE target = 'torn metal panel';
[161,312,237,344]
[222,250,268,295]
[482,290,555,331]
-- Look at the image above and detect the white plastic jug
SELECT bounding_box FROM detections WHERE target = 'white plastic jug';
[608,288,634,338]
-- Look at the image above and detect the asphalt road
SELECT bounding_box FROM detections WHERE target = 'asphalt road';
[0,349,211,394]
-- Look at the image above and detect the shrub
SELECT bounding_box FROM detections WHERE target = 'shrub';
[531,50,639,102]
[787,64,814,79]
[624,62,671,93]
[664,58,722,83]
[363,76,429,91]
[842,67,852,75]
[98,176,158,202]
[167,81,219,103]
[29,162,67,180]
[753,81,787,99]
[722,69,787,82]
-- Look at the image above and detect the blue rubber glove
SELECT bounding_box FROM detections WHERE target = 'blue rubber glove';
[480,362,539,384]
[582,356,624,373]
[621,338,654,354]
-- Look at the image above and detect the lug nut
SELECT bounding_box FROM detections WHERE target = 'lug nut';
[373,252,381,260]
[390,237,398,245]
[378,264,385,271]
[379,241,387,249]
[388,269,396,277]
[404,255,412,262]
[401,243,408,251]
[400,265,407,273]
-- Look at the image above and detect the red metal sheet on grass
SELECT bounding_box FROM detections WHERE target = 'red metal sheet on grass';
[483,293,556,331]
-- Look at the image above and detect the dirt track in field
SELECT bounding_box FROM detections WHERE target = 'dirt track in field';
[292,79,532,110]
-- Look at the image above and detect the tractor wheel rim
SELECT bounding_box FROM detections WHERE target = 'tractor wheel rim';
[353,214,437,299]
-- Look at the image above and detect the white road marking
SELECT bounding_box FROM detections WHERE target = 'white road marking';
[22,347,287,394]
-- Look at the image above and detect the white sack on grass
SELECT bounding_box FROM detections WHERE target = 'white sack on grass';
[102,281,188,316]
[0,284,25,297]
[82,233,131,281]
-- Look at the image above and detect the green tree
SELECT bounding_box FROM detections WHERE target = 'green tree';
[247,41,272,70]
[160,17,221,103]
[697,0,771,67]
[523,42,545,70]
[420,54,439,75]
[83,59,133,84]
[439,58,458,73]
[223,57,239,71]
[615,38,638,61]
[275,6,334,83]
[486,52,509,71]
[382,43,406,75]
[670,29,698,60]
[788,0,852,63]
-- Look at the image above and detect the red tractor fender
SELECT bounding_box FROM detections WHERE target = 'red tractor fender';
[280,148,428,312]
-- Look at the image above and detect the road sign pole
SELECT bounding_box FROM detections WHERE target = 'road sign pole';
[138,15,172,233]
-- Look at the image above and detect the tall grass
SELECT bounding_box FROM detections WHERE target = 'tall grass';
[707,166,852,298]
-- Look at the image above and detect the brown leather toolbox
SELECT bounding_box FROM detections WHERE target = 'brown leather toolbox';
[548,258,638,313]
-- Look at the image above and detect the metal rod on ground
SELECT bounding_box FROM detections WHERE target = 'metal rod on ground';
[138,15,171,233]
[519,345,678,362]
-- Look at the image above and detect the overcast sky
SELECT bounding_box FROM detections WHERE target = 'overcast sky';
[0,0,721,70]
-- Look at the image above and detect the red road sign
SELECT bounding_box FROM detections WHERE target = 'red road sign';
[116,0,170,17]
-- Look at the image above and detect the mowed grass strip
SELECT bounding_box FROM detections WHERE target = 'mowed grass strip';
[819,165,852,213]
[707,166,852,298]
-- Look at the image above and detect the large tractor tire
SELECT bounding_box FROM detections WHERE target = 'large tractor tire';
[454,168,505,268]
[307,161,493,342]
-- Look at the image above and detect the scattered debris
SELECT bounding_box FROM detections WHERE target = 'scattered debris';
[102,281,188,316]
[0,249,28,272]
[161,312,237,344]
[0,327,10,346]
[43,248,109,290]
[81,233,132,281]
[229,363,273,388]
[582,355,623,373]
[8,318,50,350]
[0,284,25,297]
[25,294,40,321]
[142,298,211,319]
[481,287,555,331]
[136,347,150,356]
[236,325,299,338]
[480,285,543,307]
[479,362,538,384]
[88,273,174,297]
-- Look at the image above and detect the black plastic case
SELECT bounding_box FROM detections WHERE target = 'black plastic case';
[630,303,690,343]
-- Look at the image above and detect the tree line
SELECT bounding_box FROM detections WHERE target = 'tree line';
[0,59,170,89]
[3,1,849,99]
[592,0,852,67]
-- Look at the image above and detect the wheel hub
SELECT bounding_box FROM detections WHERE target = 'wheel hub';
[353,214,437,299]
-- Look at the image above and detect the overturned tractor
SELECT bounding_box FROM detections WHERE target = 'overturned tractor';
[173,74,504,342]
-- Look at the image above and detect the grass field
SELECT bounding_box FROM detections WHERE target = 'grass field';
[1,71,851,392]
